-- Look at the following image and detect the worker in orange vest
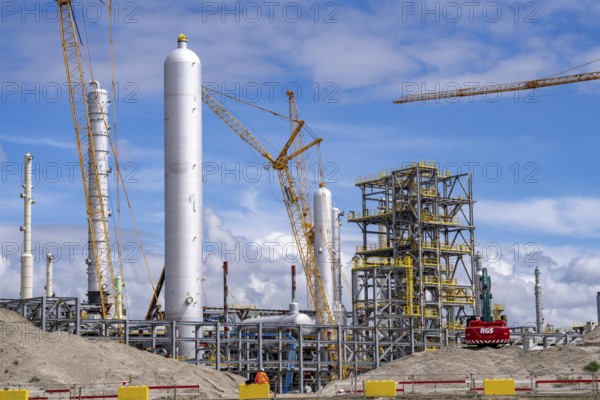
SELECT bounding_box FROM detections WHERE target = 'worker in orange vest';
[254,368,269,385]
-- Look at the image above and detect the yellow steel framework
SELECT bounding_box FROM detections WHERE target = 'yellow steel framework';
[350,162,475,361]
[57,0,116,319]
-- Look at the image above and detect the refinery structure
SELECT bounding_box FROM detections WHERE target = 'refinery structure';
[1,32,484,391]
[3,3,600,396]
[350,163,475,358]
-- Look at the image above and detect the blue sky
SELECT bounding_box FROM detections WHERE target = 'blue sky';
[1,0,600,328]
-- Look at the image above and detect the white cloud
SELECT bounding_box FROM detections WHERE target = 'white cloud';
[477,196,600,237]
[0,135,74,150]
[483,242,600,329]
[202,207,309,310]
[4,1,600,105]
[115,139,162,162]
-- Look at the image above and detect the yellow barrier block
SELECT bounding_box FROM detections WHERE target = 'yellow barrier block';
[0,389,28,400]
[117,386,149,400]
[363,380,396,398]
[483,379,515,396]
[239,383,270,400]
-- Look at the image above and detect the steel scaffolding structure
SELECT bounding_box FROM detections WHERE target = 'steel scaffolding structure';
[349,162,476,362]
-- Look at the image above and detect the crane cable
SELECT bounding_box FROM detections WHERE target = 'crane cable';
[106,133,160,310]
[94,0,159,314]
[543,58,600,79]
[204,86,320,144]
[204,86,299,123]
[106,0,129,313]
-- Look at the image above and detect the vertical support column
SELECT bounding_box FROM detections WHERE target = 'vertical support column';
[41,295,46,330]
[223,261,229,338]
[237,328,243,374]
[597,292,600,324]
[468,172,476,310]
[171,320,177,359]
[216,321,221,370]
[75,298,81,336]
[277,328,283,394]
[350,263,359,372]
[298,328,304,392]
[258,323,263,370]
[373,267,379,368]
[416,167,425,349]
[337,324,343,380]
[316,329,321,390]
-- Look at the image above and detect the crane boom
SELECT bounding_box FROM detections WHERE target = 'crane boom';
[394,70,600,104]
[201,89,332,323]
[57,0,116,318]
[201,89,277,164]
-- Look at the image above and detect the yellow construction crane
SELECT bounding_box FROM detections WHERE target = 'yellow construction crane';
[393,70,600,103]
[201,89,333,322]
[57,0,117,319]
[202,89,347,377]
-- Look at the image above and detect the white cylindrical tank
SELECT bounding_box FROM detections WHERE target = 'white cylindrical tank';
[114,274,125,320]
[87,81,112,306]
[313,182,334,323]
[332,207,345,325]
[45,252,54,297]
[20,153,34,299]
[240,302,315,336]
[164,34,203,357]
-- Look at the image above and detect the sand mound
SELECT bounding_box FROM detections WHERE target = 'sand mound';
[0,309,30,323]
[320,344,600,395]
[0,309,243,398]
[580,326,600,346]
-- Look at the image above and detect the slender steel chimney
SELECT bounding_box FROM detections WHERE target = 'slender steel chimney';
[20,153,34,299]
[535,267,544,333]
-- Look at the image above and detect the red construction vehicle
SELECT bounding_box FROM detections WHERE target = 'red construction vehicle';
[464,268,510,346]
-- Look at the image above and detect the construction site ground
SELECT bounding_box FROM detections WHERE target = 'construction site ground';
[3,308,600,399]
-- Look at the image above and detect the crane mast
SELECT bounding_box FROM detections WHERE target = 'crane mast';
[394,70,600,103]
[57,0,117,318]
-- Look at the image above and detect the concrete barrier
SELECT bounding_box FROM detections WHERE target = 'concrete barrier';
[238,383,270,400]
[483,378,515,395]
[0,389,28,400]
[363,380,396,398]
[117,386,148,400]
